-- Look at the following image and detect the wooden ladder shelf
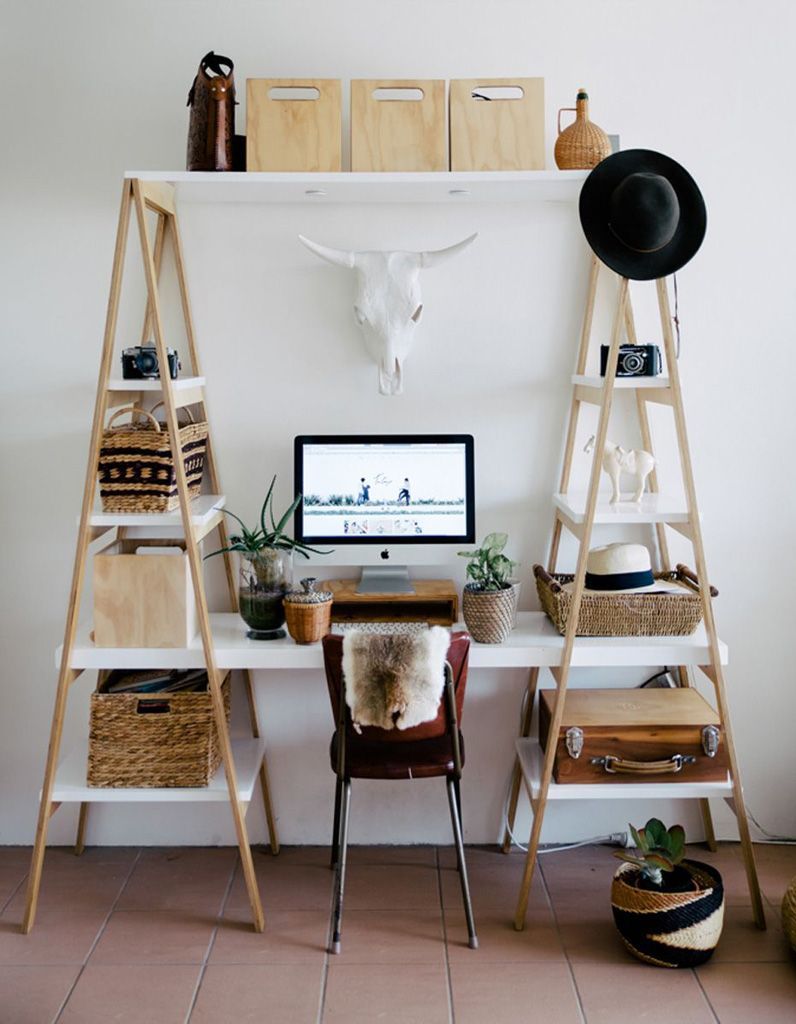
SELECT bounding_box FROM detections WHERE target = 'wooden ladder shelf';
[22,179,279,935]
[504,255,766,932]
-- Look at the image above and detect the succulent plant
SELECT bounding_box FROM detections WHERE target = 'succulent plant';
[458,532,517,592]
[614,817,686,888]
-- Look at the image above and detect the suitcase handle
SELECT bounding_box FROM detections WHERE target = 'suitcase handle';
[590,753,696,775]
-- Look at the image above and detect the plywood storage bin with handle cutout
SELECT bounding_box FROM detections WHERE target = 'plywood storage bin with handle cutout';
[351,80,447,171]
[449,78,545,170]
[93,540,198,648]
[246,78,342,171]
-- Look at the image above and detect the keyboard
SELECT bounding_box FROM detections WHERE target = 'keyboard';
[331,621,430,636]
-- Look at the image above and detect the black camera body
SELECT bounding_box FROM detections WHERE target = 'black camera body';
[121,344,180,380]
[600,344,661,377]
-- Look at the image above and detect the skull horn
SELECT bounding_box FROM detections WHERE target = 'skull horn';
[418,232,478,268]
[298,235,357,269]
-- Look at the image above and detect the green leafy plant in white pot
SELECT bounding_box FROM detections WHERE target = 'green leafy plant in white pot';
[458,532,519,644]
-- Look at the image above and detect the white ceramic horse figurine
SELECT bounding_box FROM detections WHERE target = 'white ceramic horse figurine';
[584,436,656,504]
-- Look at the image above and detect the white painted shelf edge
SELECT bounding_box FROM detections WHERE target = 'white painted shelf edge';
[88,494,225,528]
[50,738,266,803]
[572,374,671,389]
[554,491,695,524]
[516,738,732,801]
[61,611,728,670]
[106,376,206,391]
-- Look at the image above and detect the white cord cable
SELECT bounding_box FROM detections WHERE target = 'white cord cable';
[745,807,796,845]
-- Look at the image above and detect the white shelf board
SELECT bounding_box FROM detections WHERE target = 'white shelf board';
[88,493,225,529]
[106,376,205,391]
[572,375,671,390]
[516,739,732,802]
[554,491,694,525]
[63,611,727,670]
[50,737,266,803]
[126,170,588,205]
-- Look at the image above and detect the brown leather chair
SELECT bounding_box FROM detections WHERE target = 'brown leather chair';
[322,630,478,954]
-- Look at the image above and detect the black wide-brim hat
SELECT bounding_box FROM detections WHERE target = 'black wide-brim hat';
[579,149,707,281]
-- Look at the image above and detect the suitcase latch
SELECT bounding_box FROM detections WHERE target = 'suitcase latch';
[565,727,584,759]
[702,725,721,758]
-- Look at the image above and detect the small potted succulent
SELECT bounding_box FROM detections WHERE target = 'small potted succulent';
[611,817,724,967]
[457,532,519,643]
[206,476,328,640]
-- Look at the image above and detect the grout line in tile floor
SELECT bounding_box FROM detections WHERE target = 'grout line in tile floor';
[537,855,588,1024]
[185,849,239,1024]
[1,870,27,918]
[436,846,456,1024]
[317,844,335,1024]
[52,846,143,1024]
[692,966,721,1024]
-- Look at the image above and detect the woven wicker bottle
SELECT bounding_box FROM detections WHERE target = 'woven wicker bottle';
[554,88,612,170]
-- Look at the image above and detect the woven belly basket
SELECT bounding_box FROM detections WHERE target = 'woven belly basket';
[98,404,208,513]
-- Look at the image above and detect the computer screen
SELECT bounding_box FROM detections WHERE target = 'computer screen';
[294,435,475,545]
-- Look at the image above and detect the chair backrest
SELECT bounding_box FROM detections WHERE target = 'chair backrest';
[322,631,471,743]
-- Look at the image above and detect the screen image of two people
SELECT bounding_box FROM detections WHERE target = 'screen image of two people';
[357,477,410,505]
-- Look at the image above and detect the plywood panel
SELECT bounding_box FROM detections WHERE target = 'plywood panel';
[247,79,342,172]
[351,80,447,172]
[450,78,545,170]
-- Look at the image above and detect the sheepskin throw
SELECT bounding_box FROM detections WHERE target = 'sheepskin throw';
[342,627,450,732]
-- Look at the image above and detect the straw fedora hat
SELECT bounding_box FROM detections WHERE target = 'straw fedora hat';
[579,149,707,281]
[560,543,668,596]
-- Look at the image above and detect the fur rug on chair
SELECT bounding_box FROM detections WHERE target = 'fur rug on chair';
[342,627,451,732]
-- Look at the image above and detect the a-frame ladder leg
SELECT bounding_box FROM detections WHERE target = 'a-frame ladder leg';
[501,667,540,853]
[514,278,629,930]
[656,278,764,929]
[132,180,265,932]
[22,182,134,933]
[167,202,280,855]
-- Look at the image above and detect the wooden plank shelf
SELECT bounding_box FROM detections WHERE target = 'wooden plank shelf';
[126,170,588,205]
[516,738,732,803]
[62,611,728,671]
[50,738,266,803]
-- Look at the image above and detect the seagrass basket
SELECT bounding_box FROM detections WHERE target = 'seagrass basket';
[611,860,724,967]
[97,404,208,513]
[87,670,230,788]
[534,563,715,637]
[462,583,519,644]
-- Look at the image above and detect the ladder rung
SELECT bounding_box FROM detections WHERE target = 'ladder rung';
[639,387,674,406]
[555,507,584,540]
[667,520,694,541]
[139,180,176,216]
[573,384,601,406]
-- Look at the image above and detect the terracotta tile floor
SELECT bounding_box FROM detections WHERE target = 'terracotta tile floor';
[0,842,793,1023]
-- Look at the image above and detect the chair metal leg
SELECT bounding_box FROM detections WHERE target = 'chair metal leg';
[452,776,463,835]
[330,779,351,955]
[447,778,478,950]
[330,775,343,868]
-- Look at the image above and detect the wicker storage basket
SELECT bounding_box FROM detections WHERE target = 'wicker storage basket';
[462,583,519,644]
[98,404,208,514]
[535,563,715,637]
[87,670,230,788]
[611,860,724,967]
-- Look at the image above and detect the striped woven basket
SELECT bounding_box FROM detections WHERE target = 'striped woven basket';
[611,860,724,967]
[87,671,230,788]
[98,404,208,513]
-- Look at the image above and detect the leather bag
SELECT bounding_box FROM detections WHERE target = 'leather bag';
[186,51,235,171]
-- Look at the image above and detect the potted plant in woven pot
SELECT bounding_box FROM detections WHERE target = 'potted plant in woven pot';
[458,533,519,644]
[206,476,329,640]
[611,817,724,967]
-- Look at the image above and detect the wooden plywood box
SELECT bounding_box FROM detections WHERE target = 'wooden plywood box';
[449,78,545,170]
[351,80,447,172]
[93,542,197,648]
[247,79,342,171]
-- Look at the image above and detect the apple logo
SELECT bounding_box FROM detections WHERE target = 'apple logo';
[380,548,390,560]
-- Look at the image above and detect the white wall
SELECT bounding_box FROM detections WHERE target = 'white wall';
[1,0,794,847]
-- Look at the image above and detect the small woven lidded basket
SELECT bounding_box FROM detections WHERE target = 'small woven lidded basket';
[611,860,724,968]
[283,578,333,644]
[462,583,519,644]
[535,563,715,637]
[97,404,208,513]
[554,87,612,170]
[88,670,230,788]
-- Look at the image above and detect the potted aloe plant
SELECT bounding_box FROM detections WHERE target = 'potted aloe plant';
[206,476,328,640]
[457,532,519,643]
[611,817,724,967]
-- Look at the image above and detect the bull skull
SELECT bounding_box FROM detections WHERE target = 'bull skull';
[299,233,477,395]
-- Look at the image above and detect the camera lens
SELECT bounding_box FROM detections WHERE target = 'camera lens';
[621,352,644,374]
[136,350,158,376]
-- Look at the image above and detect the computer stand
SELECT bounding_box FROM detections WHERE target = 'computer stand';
[356,566,415,594]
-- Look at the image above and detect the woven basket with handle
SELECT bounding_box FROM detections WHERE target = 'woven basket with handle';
[97,404,208,513]
[87,671,230,788]
[534,563,715,637]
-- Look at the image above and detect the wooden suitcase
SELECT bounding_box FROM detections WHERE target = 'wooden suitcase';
[539,688,728,784]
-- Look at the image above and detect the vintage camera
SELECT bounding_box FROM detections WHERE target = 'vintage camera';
[600,344,661,377]
[121,344,180,380]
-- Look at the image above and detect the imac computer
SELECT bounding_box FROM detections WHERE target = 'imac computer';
[294,434,475,594]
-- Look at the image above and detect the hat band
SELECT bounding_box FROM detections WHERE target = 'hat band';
[585,568,655,591]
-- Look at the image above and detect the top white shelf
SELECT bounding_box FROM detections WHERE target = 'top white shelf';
[106,376,206,392]
[125,170,589,205]
[572,375,671,390]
